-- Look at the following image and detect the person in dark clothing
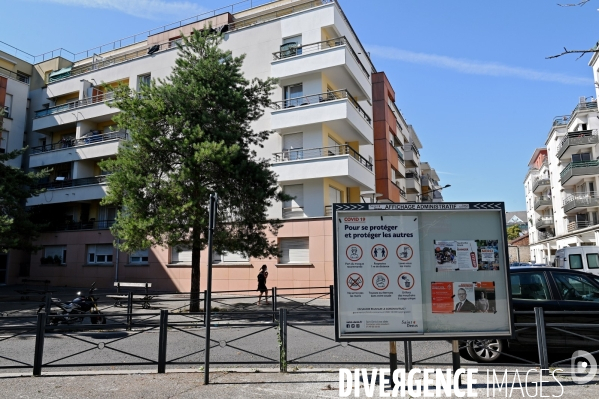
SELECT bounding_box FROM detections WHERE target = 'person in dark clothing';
[257,265,269,304]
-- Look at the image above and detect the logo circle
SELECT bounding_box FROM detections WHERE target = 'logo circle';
[398,272,415,290]
[371,244,388,261]
[372,273,390,290]
[346,273,364,291]
[396,244,414,261]
[346,244,363,262]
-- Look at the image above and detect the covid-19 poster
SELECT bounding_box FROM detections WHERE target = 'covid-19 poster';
[333,202,513,341]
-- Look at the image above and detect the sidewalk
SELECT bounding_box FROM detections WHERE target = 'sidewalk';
[0,368,597,399]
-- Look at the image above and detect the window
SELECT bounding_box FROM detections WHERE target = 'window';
[569,254,583,270]
[168,36,183,49]
[572,153,591,163]
[87,244,113,264]
[282,132,303,160]
[510,272,550,300]
[587,253,599,269]
[2,94,12,118]
[98,206,116,228]
[171,246,192,264]
[130,249,149,264]
[282,184,304,218]
[0,132,7,154]
[281,35,302,57]
[284,84,303,108]
[138,74,151,90]
[212,251,249,264]
[279,237,309,264]
[329,186,342,206]
[553,273,599,301]
[44,246,67,264]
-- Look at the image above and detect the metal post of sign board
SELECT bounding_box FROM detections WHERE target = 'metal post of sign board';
[389,341,397,387]
[452,340,461,386]
[404,341,412,372]
[204,193,218,385]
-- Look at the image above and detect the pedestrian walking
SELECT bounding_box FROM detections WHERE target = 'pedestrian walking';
[257,265,269,304]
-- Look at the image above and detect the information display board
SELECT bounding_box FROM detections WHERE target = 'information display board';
[333,202,514,341]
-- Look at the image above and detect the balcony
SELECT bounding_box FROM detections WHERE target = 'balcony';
[271,144,374,190]
[271,36,370,98]
[562,192,599,213]
[535,217,554,230]
[27,176,109,206]
[271,89,372,144]
[0,66,29,84]
[282,206,305,219]
[567,220,599,232]
[29,131,127,168]
[534,196,552,211]
[572,101,598,115]
[538,231,555,240]
[556,130,599,159]
[33,92,118,132]
[42,219,115,232]
[553,115,570,127]
[532,177,550,193]
[325,205,333,216]
[405,169,421,194]
[560,160,599,186]
[402,144,420,168]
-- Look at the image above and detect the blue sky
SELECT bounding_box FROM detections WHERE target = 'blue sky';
[1,0,597,211]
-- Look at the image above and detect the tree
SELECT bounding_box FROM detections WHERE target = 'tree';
[0,146,48,253]
[507,225,522,241]
[100,28,288,311]
[547,1,599,59]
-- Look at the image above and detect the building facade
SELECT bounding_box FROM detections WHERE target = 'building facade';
[2,0,442,290]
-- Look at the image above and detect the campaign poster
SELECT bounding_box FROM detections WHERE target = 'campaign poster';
[475,282,496,313]
[435,240,499,271]
[434,240,457,271]
[453,282,475,313]
[476,240,500,270]
[338,215,423,334]
[431,282,454,313]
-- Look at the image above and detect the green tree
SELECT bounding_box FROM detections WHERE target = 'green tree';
[100,29,287,311]
[0,146,48,253]
[507,225,522,241]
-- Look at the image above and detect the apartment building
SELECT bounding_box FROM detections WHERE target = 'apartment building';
[3,0,441,290]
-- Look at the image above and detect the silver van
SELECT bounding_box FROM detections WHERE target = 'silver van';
[554,246,599,276]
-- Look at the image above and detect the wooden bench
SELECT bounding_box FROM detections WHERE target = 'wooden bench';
[16,279,52,300]
[106,282,154,309]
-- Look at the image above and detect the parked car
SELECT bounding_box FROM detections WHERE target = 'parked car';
[463,267,599,363]
[555,246,599,276]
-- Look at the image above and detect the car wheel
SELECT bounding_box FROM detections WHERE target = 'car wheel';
[466,339,504,363]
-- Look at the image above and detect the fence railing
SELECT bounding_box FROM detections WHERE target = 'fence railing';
[271,89,371,124]
[31,131,127,154]
[572,101,598,113]
[272,36,369,79]
[272,144,372,171]
[553,115,570,126]
[41,219,115,232]
[0,65,29,84]
[34,92,115,118]
[560,160,599,179]
[34,175,108,190]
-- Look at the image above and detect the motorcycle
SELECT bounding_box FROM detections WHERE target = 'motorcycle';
[38,282,106,325]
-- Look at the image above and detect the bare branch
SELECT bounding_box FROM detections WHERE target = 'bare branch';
[546,46,599,59]
[557,0,591,6]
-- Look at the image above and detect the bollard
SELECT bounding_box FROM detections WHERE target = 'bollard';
[126,292,133,331]
[272,287,277,323]
[535,307,549,375]
[329,285,334,319]
[404,340,412,372]
[452,340,461,387]
[279,308,287,372]
[158,309,168,373]
[33,312,47,376]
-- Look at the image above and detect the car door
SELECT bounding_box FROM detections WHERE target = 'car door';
[550,271,599,353]
[509,271,565,351]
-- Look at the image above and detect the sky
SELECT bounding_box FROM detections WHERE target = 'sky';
[1,0,597,211]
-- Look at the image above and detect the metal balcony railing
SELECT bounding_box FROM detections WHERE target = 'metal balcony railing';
[231,0,334,31]
[402,144,420,157]
[271,89,371,124]
[34,92,115,118]
[553,115,570,126]
[1,106,9,118]
[535,217,554,229]
[556,129,599,155]
[572,101,598,114]
[0,65,29,84]
[325,205,333,216]
[42,219,116,232]
[31,131,127,154]
[532,176,550,191]
[560,160,599,179]
[282,206,305,219]
[562,191,598,206]
[272,144,373,171]
[406,169,420,181]
[389,140,404,164]
[272,36,369,79]
[538,231,555,240]
[534,196,552,209]
[34,175,108,190]
[567,220,599,232]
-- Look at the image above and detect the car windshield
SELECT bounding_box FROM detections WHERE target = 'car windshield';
[553,273,599,302]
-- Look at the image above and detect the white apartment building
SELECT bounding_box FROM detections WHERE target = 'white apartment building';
[2,0,442,290]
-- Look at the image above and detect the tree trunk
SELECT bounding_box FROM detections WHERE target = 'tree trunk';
[190,225,202,312]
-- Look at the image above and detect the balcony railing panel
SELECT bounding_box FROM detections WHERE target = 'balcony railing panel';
[35,175,108,190]
[535,217,554,229]
[34,92,115,118]
[562,191,599,212]
[556,129,599,158]
[406,169,420,181]
[272,144,372,171]
[325,205,333,216]
[42,219,115,232]
[272,36,369,79]
[282,206,305,219]
[532,177,550,192]
[560,160,599,184]
[0,65,29,84]
[538,231,555,240]
[271,89,371,124]
[31,131,127,154]
[534,197,552,210]
[567,220,599,232]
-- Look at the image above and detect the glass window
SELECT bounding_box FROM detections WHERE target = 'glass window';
[212,252,249,264]
[87,244,113,264]
[0,132,7,154]
[569,254,583,270]
[587,253,599,269]
[44,246,67,264]
[137,74,151,90]
[510,272,550,300]
[553,273,599,302]
[171,246,192,264]
[284,84,303,108]
[279,237,309,264]
[130,249,149,264]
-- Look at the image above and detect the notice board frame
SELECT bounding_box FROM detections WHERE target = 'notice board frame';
[333,202,514,342]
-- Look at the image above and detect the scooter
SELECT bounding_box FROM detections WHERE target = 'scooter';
[38,282,106,325]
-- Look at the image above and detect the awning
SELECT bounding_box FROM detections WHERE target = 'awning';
[48,66,72,82]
